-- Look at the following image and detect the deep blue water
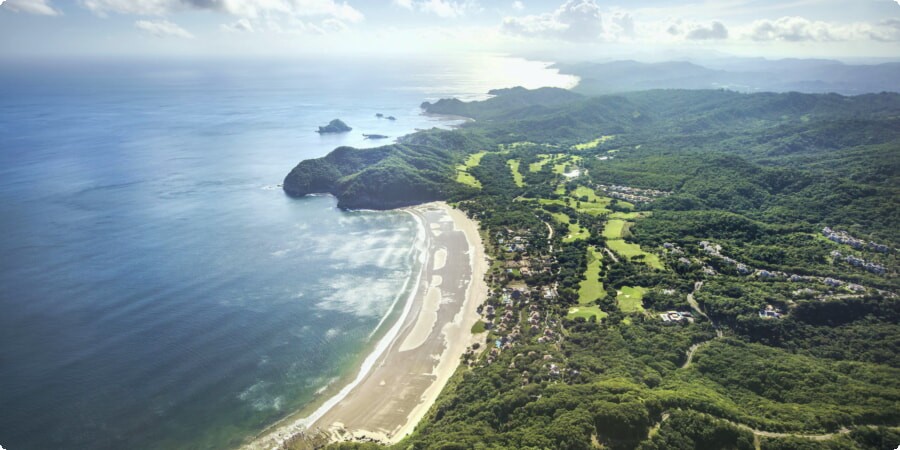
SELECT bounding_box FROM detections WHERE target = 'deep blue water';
[0,55,575,449]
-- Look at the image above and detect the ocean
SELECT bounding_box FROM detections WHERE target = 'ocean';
[0,54,575,449]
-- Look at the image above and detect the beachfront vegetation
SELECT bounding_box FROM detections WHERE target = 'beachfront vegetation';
[285,87,899,450]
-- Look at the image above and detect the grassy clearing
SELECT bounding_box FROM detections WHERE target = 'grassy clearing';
[549,211,590,243]
[537,186,612,217]
[609,211,642,220]
[617,286,647,312]
[572,135,615,151]
[578,247,605,304]
[471,321,487,334]
[574,202,610,216]
[603,220,664,269]
[571,186,602,202]
[463,152,487,168]
[553,155,583,175]
[617,200,635,210]
[538,198,567,208]
[602,219,627,239]
[607,239,664,269]
[456,171,481,188]
[539,196,609,217]
[455,151,487,188]
[507,159,525,187]
[569,186,612,216]
[567,305,608,321]
[528,154,552,172]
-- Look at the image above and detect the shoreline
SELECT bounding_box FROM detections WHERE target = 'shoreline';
[243,201,488,449]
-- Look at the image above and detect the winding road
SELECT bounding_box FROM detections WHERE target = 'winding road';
[681,281,722,369]
[652,410,885,448]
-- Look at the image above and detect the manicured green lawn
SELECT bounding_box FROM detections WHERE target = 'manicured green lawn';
[570,187,611,216]
[603,219,627,239]
[540,186,611,216]
[507,159,525,187]
[603,219,664,269]
[572,135,615,150]
[617,286,647,312]
[549,211,590,242]
[571,186,603,203]
[463,151,487,168]
[578,247,605,304]
[455,151,487,188]
[607,239,664,269]
[609,211,642,220]
[552,155,582,174]
[528,154,552,172]
[567,305,608,321]
[456,170,481,188]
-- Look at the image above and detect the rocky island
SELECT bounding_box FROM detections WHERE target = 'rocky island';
[363,133,389,140]
[316,119,352,134]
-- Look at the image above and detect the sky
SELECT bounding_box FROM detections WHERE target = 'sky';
[1,0,899,61]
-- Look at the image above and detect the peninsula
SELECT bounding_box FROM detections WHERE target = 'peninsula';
[280,87,899,449]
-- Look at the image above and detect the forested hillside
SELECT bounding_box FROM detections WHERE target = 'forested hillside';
[285,87,899,450]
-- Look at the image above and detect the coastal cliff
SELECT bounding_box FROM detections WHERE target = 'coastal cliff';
[283,129,485,209]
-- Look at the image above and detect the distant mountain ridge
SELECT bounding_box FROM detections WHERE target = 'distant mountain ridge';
[555,59,900,95]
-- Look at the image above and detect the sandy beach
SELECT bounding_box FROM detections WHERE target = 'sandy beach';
[243,202,488,449]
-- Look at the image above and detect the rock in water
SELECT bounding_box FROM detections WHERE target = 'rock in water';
[316,119,352,134]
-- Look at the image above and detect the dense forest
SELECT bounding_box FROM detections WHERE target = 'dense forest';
[284,87,899,449]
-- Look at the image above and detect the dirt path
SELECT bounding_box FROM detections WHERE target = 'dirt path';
[681,341,708,369]
[655,411,861,444]
[685,281,707,320]
[681,281,723,369]
[543,220,554,253]
[732,422,850,442]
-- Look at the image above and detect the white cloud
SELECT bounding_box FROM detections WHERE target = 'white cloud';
[2,0,61,15]
[686,21,728,40]
[321,17,347,32]
[512,0,523,11]
[221,18,253,32]
[743,16,900,42]
[416,0,477,19]
[502,0,603,42]
[868,19,900,42]
[608,11,634,38]
[82,0,364,23]
[393,0,413,9]
[135,19,194,38]
[667,20,728,40]
[746,16,835,41]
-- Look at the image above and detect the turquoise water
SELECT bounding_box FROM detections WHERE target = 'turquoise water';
[0,55,575,449]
